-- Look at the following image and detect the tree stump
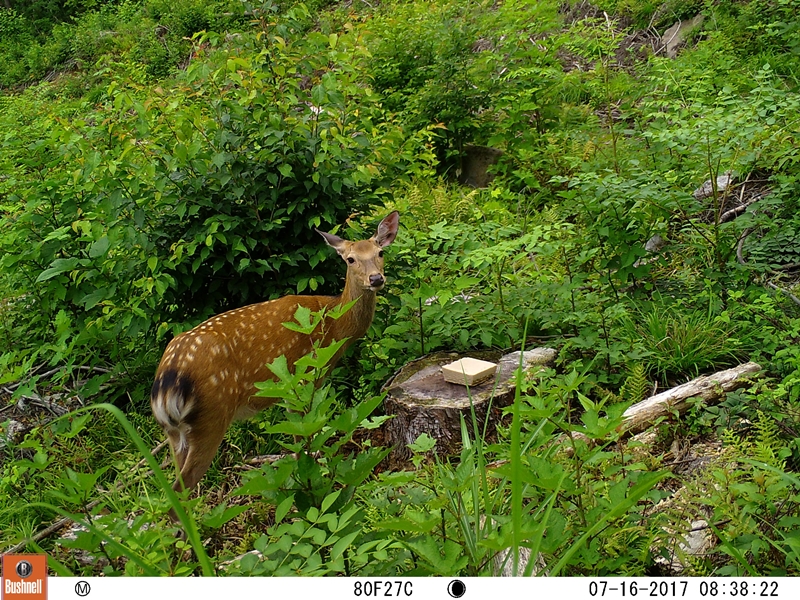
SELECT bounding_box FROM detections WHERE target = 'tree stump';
[382,348,557,464]
[458,145,504,188]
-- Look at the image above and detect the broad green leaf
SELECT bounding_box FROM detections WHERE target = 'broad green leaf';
[274,495,295,524]
[88,236,110,258]
[331,531,360,559]
[36,258,80,282]
[80,288,108,309]
[311,84,326,106]
[321,490,341,514]
[201,503,249,528]
[373,513,438,533]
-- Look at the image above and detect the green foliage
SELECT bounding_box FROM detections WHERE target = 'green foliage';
[360,367,669,576]
[619,363,650,404]
[744,217,800,270]
[689,414,800,575]
[1,7,431,383]
[711,0,800,77]
[385,216,532,356]
[226,308,396,575]
[587,0,703,30]
[366,0,563,168]
[0,404,211,575]
[3,0,800,578]
[623,301,749,383]
[366,0,487,163]
[0,1,246,87]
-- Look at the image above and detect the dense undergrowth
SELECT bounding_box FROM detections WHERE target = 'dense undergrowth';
[1,0,799,576]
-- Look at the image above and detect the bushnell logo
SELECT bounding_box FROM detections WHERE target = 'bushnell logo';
[1,554,47,600]
[14,561,32,579]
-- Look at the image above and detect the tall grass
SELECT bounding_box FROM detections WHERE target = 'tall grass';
[624,304,749,383]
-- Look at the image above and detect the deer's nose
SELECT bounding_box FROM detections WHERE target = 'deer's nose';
[369,273,385,288]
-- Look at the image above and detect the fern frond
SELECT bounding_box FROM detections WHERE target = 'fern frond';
[620,363,650,404]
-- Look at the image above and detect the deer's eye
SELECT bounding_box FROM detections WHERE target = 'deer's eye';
[347,257,356,264]
[378,250,384,258]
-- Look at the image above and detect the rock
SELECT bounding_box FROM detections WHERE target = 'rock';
[693,171,734,201]
[662,15,705,59]
[5,420,26,445]
[645,234,666,253]
[655,517,716,574]
[634,234,667,267]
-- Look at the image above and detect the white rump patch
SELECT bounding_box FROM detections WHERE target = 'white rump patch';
[152,388,194,432]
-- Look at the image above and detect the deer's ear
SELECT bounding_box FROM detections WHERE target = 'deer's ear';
[374,211,399,248]
[316,229,347,255]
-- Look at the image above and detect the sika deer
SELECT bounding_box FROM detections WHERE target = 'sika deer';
[150,211,399,518]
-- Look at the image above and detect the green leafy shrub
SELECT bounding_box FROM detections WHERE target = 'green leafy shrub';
[360,367,669,576]
[0,1,247,87]
[0,404,203,574]
[225,308,397,575]
[0,7,432,384]
[711,0,800,76]
[670,412,800,575]
[4,0,800,578]
[366,0,489,165]
[382,214,548,358]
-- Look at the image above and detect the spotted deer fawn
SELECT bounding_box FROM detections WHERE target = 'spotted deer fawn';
[151,211,399,518]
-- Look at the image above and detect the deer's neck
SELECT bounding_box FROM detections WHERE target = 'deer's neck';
[327,277,377,342]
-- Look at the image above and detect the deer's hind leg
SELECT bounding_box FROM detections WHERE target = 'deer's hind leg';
[167,415,230,522]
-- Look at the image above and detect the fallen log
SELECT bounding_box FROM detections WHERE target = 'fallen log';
[619,362,762,436]
[559,362,763,452]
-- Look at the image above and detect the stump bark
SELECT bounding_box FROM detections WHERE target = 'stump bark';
[383,348,557,464]
[458,145,504,188]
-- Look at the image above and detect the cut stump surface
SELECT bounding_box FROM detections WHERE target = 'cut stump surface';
[383,348,557,464]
